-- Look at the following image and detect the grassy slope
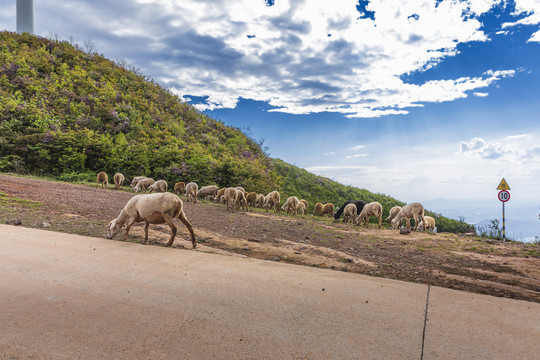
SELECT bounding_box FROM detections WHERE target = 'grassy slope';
[0,31,472,233]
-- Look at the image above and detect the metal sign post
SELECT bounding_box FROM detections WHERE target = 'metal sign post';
[497,179,511,243]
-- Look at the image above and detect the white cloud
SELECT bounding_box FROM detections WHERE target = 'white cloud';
[473,92,489,97]
[458,135,540,161]
[345,154,368,158]
[18,0,526,118]
[352,145,365,150]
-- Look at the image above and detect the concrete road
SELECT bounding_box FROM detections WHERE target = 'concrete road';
[0,225,538,359]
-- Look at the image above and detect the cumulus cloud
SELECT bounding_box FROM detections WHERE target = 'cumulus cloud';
[458,135,540,161]
[0,0,534,117]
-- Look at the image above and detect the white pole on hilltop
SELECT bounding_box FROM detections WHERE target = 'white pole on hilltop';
[16,0,34,34]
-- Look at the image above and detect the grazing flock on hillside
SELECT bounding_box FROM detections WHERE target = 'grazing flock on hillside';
[101,172,434,247]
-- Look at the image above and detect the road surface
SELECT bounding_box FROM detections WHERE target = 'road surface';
[1,225,538,359]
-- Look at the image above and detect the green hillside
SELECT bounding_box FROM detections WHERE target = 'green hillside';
[0,31,473,233]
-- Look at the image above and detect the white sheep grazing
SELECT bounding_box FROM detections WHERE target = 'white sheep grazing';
[417,216,436,231]
[343,203,357,224]
[149,179,168,193]
[235,186,245,193]
[235,188,248,211]
[185,182,198,203]
[264,190,281,213]
[130,176,147,189]
[386,206,402,228]
[356,202,383,229]
[224,187,238,211]
[256,193,265,208]
[296,201,306,215]
[215,187,227,203]
[197,185,220,200]
[282,196,299,215]
[113,173,125,190]
[134,178,155,193]
[391,203,425,231]
[106,192,197,248]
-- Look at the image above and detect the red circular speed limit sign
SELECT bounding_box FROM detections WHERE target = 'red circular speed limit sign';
[498,190,510,202]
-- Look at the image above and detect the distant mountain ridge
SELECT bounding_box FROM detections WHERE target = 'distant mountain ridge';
[0,31,472,233]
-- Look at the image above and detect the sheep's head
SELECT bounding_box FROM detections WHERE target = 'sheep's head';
[391,217,399,229]
[106,219,122,239]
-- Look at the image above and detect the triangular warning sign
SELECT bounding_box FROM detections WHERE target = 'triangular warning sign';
[497,178,510,190]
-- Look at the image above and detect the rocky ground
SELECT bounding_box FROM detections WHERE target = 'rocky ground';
[1,173,539,302]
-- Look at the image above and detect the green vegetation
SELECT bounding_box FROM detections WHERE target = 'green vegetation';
[0,191,42,208]
[0,31,473,234]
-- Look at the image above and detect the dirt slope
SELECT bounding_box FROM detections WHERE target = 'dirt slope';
[1,173,539,302]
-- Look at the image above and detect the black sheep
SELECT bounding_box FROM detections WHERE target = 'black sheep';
[333,200,366,221]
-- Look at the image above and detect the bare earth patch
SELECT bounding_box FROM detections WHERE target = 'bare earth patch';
[1,173,539,302]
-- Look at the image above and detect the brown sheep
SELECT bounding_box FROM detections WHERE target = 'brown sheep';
[343,203,357,224]
[296,201,306,215]
[174,182,186,195]
[197,185,220,200]
[113,173,124,190]
[313,202,324,216]
[185,182,198,203]
[264,190,281,213]
[149,180,168,193]
[246,192,258,207]
[299,199,308,213]
[224,187,238,211]
[255,193,265,208]
[134,178,155,193]
[215,187,227,203]
[236,189,248,212]
[320,203,334,217]
[391,203,425,231]
[356,202,383,229]
[97,172,108,189]
[130,176,147,189]
[386,206,402,228]
[106,192,196,248]
[282,196,299,215]
[417,216,436,231]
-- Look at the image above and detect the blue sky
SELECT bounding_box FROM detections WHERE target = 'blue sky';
[1,0,539,236]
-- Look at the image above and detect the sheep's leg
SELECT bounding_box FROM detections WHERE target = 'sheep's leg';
[123,218,136,241]
[143,222,150,244]
[418,214,425,232]
[378,213,382,229]
[412,215,418,231]
[162,213,177,247]
[178,211,197,248]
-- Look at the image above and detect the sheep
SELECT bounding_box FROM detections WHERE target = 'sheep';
[215,187,227,203]
[106,192,196,248]
[334,200,366,222]
[356,202,383,229]
[236,188,248,211]
[255,193,265,208]
[296,201,306,215]
[246,192,258,207]
[343,203,357,224]
[97,172,108,189]
[224,187,238,211]
[299,199,308,213]
[185,182,198,203]
[313,202,324,216]
[391,203,425,231]
[197,185,219,200]
[134,178,155,193]
[174,182,186,195]
[320,203,335,217]
[130,176,147,189]
[113,173,124,190]
[264,190,281,213]
[417,216,436,231]
[386,206,402,228]
[282,196,299,215]
[149,179,168,193]
[235,186,245,193]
